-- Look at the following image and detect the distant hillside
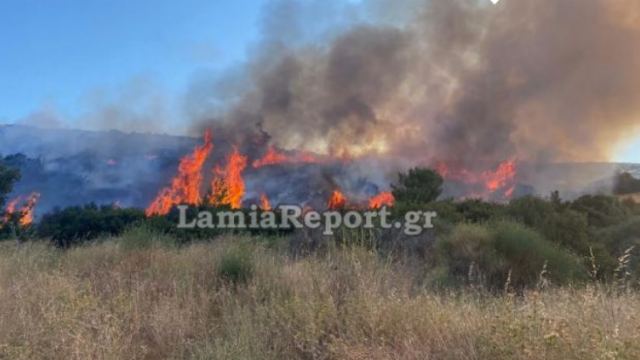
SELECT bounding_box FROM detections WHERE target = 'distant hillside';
[1,125,639,218]
[0,125,199,215]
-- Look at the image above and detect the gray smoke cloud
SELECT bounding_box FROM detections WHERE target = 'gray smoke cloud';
[190,0,640,171]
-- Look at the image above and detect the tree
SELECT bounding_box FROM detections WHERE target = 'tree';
[614,172,640,195]
[392,167,443,206]
[0,160,20,208]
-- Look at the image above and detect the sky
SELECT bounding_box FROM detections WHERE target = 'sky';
[0,0,267,126]
[0,0,638,162]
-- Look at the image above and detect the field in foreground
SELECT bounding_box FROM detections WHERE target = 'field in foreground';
[0,236,638,360]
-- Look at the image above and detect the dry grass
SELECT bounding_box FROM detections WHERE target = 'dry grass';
[0,236,638,359]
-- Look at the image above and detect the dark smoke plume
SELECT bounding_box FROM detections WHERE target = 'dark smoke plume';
[191,0,640,170]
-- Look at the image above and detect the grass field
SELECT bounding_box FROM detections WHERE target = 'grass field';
[0,233,638,359]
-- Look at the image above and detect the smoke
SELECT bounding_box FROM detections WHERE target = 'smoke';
[190,0,640,169]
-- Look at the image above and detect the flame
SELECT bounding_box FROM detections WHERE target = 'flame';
[3,193,40,227]
[435,159,518,199]
[3,197,20,224]
[327,190,347,209]
[369,191,395,209]
[252,146,325,168]
[19,192,40,226]
[484,160,517,192]
[146,130,213,216]
[260,193,272,211]
[209,147,248,209]
[252,146,289,168]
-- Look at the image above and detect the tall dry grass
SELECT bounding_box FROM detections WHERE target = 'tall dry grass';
[0,234,638,359]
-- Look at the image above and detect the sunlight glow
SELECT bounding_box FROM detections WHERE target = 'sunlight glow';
[615,137,640,163]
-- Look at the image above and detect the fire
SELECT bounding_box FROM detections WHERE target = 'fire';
[145,130,213,216]
[369,191,395,209]
[3,197,20,224]
[260,193,272,211]
[327,190,347,209]
[2,192,40,227]
[436,159,518,199]
[209,147,248,209]
[252,146,324,168]
[19,193,40,226]
[484,160,517,192]
[252,146,289,168]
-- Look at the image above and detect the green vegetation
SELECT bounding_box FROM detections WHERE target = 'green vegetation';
[37,204,145,247]
[3,166,636,289]
[0,239,638,359]
[0,157,20,208]
[2,166,640,358]
[392,167,443,208]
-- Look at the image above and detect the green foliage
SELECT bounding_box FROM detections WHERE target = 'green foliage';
[570,195,633,228]
[437,221,585,289]
[118,224,178,250]
[37,204,145,247]
[392,167,443,207]
[507,195,591,253]
[0,158,20,208]
[216,245,254,284]
[455,199,506,223]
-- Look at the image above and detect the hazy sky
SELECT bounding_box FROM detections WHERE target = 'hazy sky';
[0,0,267,125]
[0,0,638,162]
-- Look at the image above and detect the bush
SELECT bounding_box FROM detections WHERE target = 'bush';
[455,199,505,223]
[570,195,633,228]
[437,221,585,289]
[38,204,145,247]
[216,245,254,284]
[507,196,592,254]
[614,172,640,195]
[118,224,177,250]
[392,167,443,208]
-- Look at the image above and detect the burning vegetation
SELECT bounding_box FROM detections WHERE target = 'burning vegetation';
[2,192,40,228]
[145,128,521,216]
[145,130,213,216]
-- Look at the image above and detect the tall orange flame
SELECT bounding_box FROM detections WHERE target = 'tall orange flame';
[209,147,248,209]
[260,193,272,211]
[369,191,395,209]
[327,190,347,210]
[146,130,213,216]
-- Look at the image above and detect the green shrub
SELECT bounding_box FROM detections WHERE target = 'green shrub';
[38,204,145,247]
[507,195,592,255]
[118,224,177,250]
[455,199,505,223]
[216,245,254,284]
[570,195,632,228]
[392,167,443,207]
[437,221,585,289]
[492,221,585,287]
